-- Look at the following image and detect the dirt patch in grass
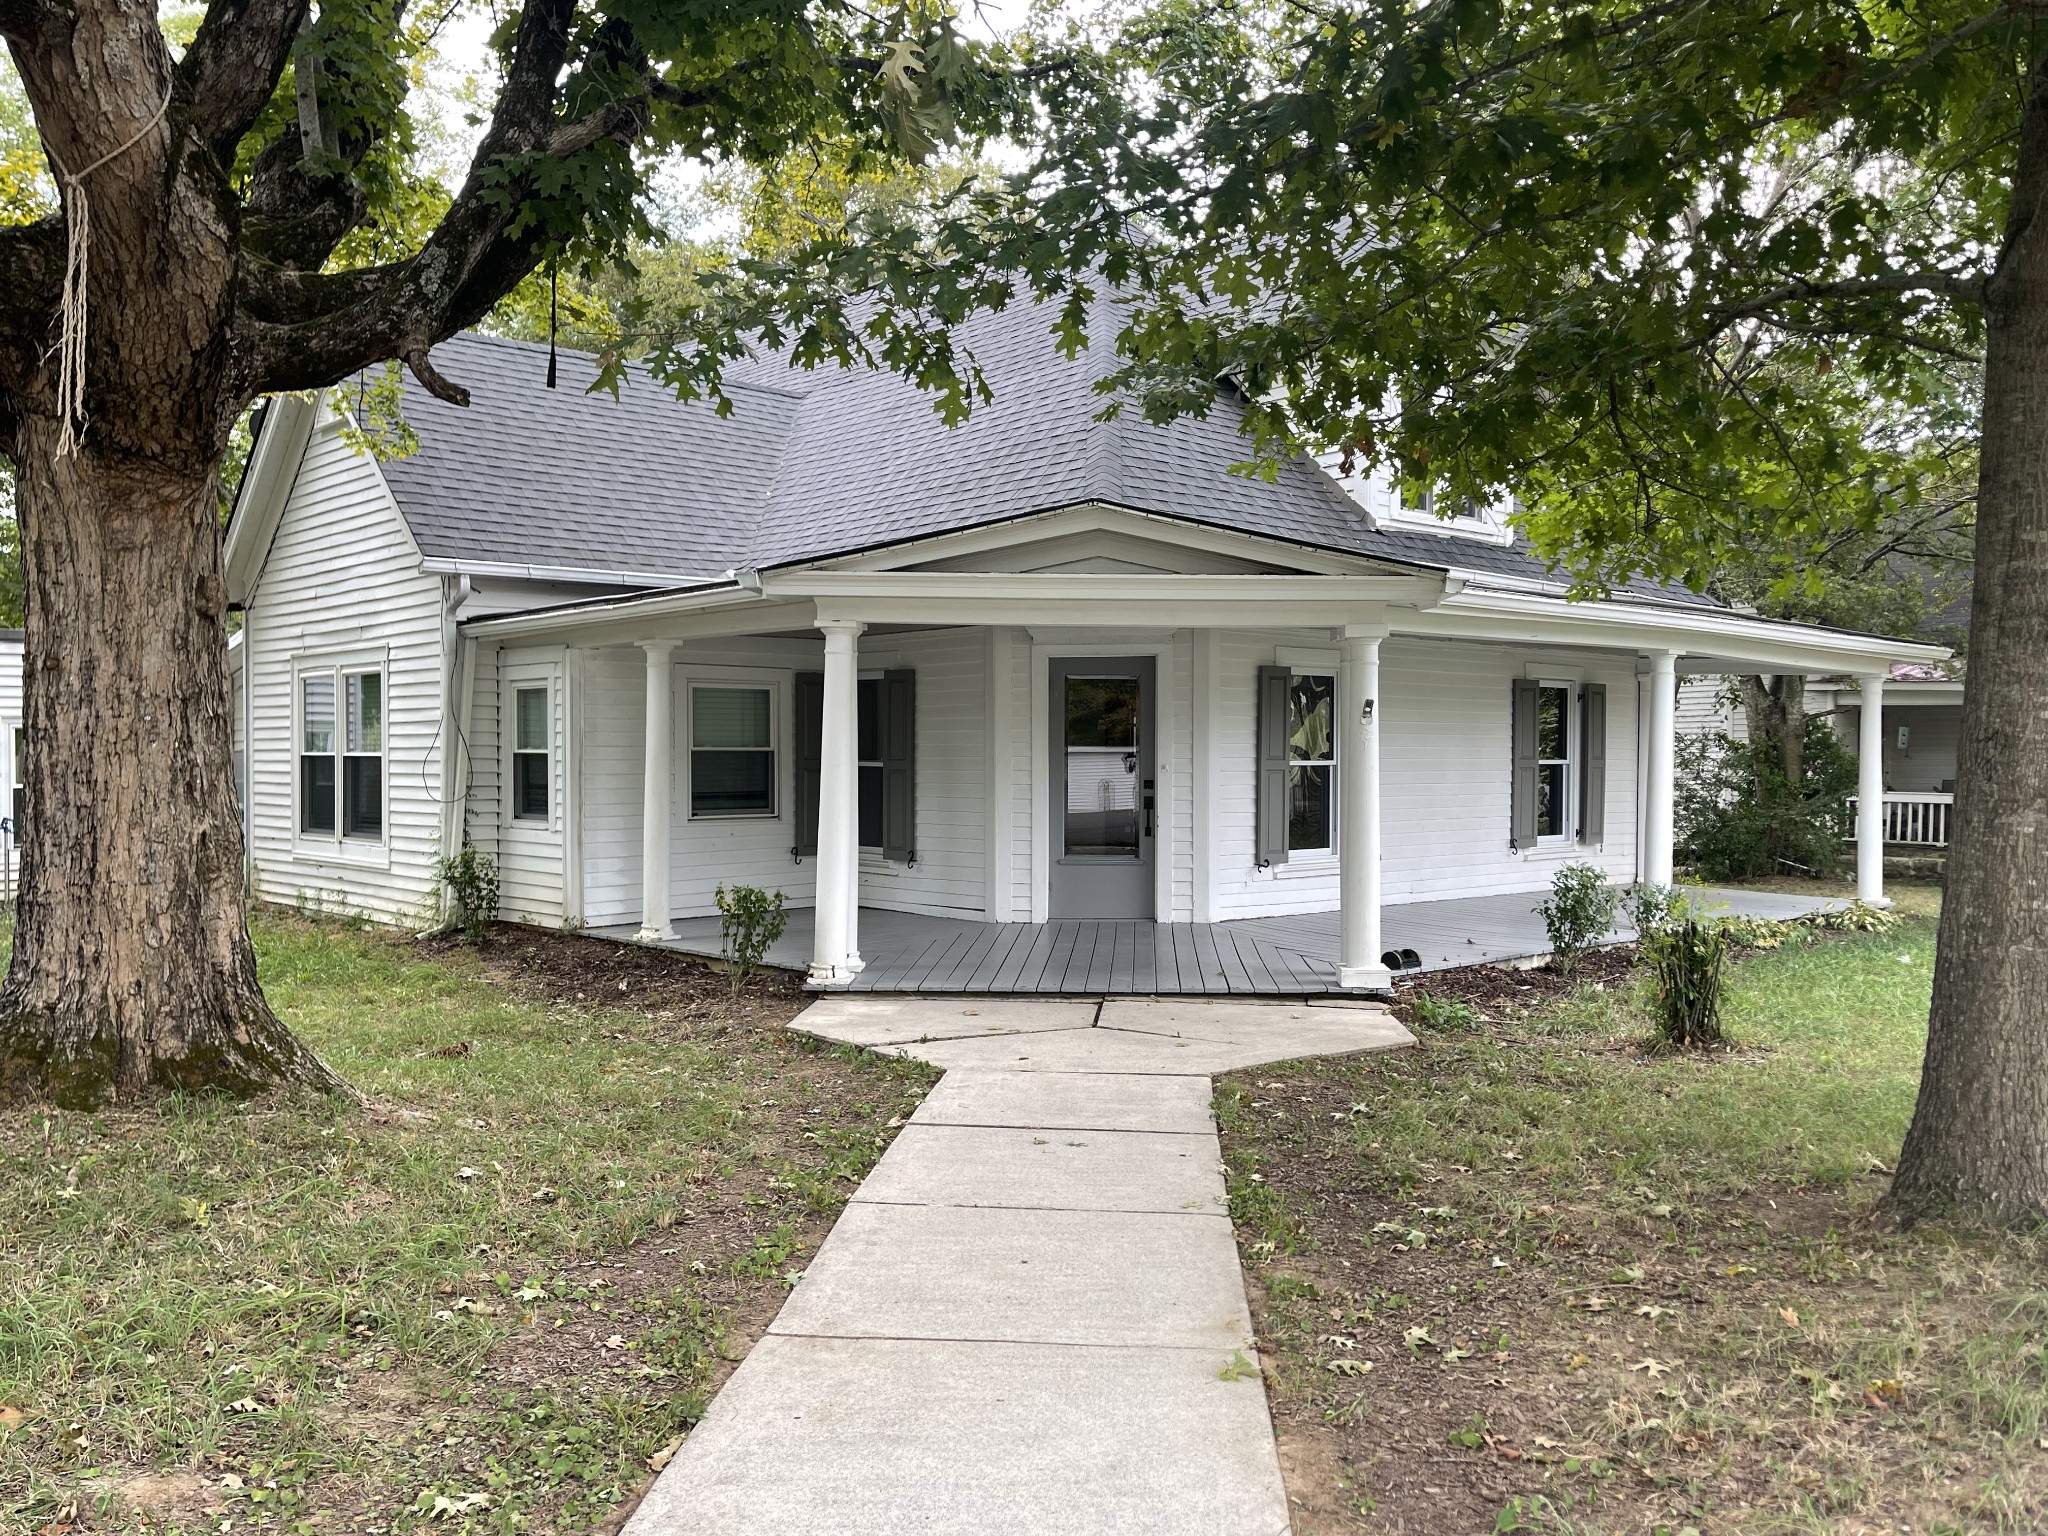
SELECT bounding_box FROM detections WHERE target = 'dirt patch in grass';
[1390,944,1642,1022]
[1224,903,2048,1535]
[3,913,935,1536]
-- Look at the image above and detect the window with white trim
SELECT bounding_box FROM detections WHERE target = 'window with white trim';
[1287,672,1335,853]
[1534,681,1571,840]
[512,685,551,821]
[299,665,384,841]
[690,683,776,818]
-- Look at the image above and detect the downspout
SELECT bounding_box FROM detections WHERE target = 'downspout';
[434,575,474,928]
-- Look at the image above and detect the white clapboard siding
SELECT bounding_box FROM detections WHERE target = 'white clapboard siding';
[242,415,448,924]
[577,630,991,927]
[462,642,501,867]
[1209,632,1641,918]
[1677,675,1744,739]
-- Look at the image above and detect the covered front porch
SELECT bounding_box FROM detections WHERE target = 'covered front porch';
[595,884,1840,994]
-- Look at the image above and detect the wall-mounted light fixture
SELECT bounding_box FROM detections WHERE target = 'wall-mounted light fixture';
[1361,698,1377,722]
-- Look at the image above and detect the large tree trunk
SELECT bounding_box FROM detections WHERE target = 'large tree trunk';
[1888,52,2048,1222]
[0,424,345,1107]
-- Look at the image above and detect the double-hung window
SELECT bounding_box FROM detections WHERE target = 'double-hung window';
[1534,681,1571,840]
[300,665,384,842]
[1286,673,1335,854]
[690,684,776,817]
[512,685,551,821]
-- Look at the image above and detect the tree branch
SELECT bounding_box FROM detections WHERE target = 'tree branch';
[1699,269,1989,334]
[179,0,310,162]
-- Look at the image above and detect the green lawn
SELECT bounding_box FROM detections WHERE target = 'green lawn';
[0,915,936,1534]
[1219,885,2048,1535]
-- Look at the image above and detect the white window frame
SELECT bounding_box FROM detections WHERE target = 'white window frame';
[686,676,781,821]
[292,653,389,857]
[1533,676,1576,847]
[507,676,556,828]
[1285,667,1337,859]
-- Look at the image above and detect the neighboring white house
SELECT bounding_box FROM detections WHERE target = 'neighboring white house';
[0,628,20,894]
[222,301,1946,988]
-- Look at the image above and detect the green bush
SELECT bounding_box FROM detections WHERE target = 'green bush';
[1535,862,1621,974]
[715,883,789,997]
[1676,716,1858,881]
[1408,991,1481,1032]
[436,845,499,942]
[1643,917,1730,1048]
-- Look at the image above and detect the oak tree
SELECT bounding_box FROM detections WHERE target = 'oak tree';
[0,0,1042,1105]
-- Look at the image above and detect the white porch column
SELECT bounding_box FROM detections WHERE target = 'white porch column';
[811,620,866,983]
[1643,650,1678,887]
[635,639,677,942]
[1856,673,1889,906]
[1338,623,1393,991]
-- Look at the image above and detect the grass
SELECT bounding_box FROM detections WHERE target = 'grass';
[1220,883,2048,1535]
[0,913,937,1535]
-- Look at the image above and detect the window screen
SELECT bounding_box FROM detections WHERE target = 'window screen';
[692,686,775,816]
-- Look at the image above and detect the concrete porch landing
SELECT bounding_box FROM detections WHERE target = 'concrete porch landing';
[596,885,1842,995]
[621,997,1415,1536]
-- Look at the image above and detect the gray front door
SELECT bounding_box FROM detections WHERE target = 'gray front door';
[1049,657,1155,919]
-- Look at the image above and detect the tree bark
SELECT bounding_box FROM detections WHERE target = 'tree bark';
[1888,50,2048,1223]
[0,423,345,1106]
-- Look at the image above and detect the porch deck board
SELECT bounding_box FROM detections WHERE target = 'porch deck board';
[595,885,1843,996]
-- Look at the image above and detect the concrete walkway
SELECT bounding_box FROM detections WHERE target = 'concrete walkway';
[622,996,1415,1536]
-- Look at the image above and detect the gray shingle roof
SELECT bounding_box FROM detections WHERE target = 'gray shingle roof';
[370,303,1717,608]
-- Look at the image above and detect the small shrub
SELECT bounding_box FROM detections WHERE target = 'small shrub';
[1409,991,1481,1032]
[1624,881,1686,940]
[1816,899,1900,934]
[437,845,499,942]
[1644,917,1730,1049]
[715,883,788,997]
[1535,862,1621,974]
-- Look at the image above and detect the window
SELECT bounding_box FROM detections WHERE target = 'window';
[1534,682,1570,840]
[1286,673,1335,853]
[857,678,884,849]
[9,725,22,840]
[691,684,775,817]
[299,665,383,842]
[512,685,550,821]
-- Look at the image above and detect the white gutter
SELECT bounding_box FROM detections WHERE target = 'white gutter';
[418,557,703,588]
[460,578,763,639]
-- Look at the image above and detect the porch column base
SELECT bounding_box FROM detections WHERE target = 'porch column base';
[1337,962,1395,992]
[807,960,859,986]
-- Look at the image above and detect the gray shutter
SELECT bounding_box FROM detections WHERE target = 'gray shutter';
[793,670,823,856]
[1256,665,1291,868]
[1579,682,1607,844]
[1510,678,1540,850]
[882,668,915,863]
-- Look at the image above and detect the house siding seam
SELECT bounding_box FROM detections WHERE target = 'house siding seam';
[244,420,448,924]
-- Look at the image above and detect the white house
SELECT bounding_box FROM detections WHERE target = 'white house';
[222,301,1945,990]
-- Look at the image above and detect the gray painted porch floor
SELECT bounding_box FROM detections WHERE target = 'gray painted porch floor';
[594,885,1841,995]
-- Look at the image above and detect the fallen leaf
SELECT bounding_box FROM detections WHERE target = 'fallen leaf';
[1635,1304,1677,1321]
[1402,1325,1437,1352]
[646,1435,685,1473]
[1779,1306,1801,1328]
[1326,1359,1373,1377]
[531,1186,558,1203]
[514,1284,546,1302]
[227,1397,263,1413]
[0,1406,25,1431]
[601,1334,627,1350]
[1629,1359,1674,1378]
[456,1166,481,1181]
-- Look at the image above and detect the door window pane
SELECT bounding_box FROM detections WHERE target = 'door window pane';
[1064,676,1140,857]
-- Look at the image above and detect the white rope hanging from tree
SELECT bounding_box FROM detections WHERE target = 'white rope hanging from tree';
[42,86,174,460]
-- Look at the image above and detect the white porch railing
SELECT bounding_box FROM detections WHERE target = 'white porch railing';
[1850,791,1954,847]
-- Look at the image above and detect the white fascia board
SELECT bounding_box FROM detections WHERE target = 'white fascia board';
[418,557,703,588]
[223,392,319,605]
[460,582,784,642]
[807,502,1414,577]
[1413,588,1952,672]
